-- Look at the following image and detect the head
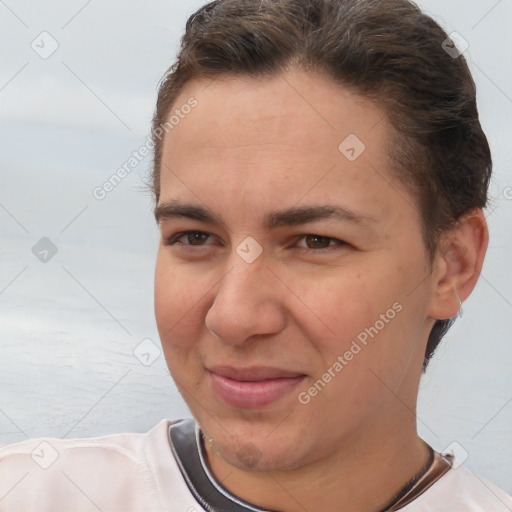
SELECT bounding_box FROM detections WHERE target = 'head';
[151,0,490,474]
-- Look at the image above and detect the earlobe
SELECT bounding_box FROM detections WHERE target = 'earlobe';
[427,209,489,321]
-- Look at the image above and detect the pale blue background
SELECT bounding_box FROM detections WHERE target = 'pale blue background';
[1,0,511,493]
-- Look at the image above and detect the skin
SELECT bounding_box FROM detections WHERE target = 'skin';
[154,68,488,512]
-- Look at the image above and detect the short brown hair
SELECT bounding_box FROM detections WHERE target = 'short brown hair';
[151,0,492,370]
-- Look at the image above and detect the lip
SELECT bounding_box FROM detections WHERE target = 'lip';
[207,366,306,409]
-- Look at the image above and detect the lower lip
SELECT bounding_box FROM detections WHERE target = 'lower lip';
[209,372,305,409]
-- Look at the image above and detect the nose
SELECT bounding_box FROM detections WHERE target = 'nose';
[205,259,287,345]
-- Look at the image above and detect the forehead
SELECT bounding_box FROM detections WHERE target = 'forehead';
[158,69,413,225]
[165,69,388,157]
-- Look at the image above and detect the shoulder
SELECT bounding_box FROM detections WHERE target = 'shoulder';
[0,419,172,466]
[0,419,201,512]
[400,458,512,511]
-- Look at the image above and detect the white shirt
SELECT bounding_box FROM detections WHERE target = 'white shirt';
[0,419,511,511]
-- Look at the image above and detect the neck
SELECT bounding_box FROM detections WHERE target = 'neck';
[204,410,431,512]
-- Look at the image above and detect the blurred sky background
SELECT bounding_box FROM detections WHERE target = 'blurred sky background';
[1,0,511,493]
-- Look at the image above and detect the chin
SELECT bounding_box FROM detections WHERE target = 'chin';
[200,412,313,472]
[213,435,305,472]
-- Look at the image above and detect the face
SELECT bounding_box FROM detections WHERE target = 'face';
[154,69,439,472]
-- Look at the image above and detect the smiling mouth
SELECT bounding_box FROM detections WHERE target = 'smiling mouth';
[207,366,306,409]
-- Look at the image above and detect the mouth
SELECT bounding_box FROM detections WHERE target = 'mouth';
[207,365,307,409]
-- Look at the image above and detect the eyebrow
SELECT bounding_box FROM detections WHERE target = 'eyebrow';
[154,202,224,225]
[154,201,375,228]
[265,205,375,228]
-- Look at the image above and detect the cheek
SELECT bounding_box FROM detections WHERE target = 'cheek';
[286,268,377,344]
[154,254,207,354]
[290,260,414,366]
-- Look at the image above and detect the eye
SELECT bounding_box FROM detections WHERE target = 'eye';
[166,231,214,246]
[297,235,344,250]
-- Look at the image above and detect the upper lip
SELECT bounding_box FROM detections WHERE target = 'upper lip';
[207,365,305,381]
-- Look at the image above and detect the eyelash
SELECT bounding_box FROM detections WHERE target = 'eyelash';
[164,231,216,247]
[164,231,346,251]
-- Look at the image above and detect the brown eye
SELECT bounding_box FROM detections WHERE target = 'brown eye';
[165,231,213,246]
[304,235,333,249]
[185,232,210,245]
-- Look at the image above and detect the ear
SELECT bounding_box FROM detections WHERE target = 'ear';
[427,209,489,320]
